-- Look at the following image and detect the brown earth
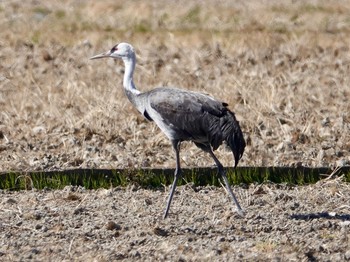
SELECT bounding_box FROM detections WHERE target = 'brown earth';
[1,0,350,261]
[1,178,350,261]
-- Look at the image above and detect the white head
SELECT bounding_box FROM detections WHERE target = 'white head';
[90,42,135,60]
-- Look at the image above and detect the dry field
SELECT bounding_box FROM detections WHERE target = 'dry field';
[1,0,349,171]
[1,0,350,260]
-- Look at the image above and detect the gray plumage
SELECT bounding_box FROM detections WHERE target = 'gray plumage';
[138,88,245,165]
[90,43,246,218]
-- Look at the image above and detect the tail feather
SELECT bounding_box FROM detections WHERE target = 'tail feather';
[197,103,245,167]
[221,111,246,168]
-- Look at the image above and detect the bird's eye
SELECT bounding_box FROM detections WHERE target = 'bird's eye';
[111,45,118,52]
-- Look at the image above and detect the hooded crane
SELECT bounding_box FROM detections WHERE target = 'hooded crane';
[90,43,246,218]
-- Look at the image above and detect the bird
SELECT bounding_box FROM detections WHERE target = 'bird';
[90,42,246,219]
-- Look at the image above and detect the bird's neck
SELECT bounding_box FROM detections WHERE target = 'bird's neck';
[122,54,146,116]
[122,54,140,96]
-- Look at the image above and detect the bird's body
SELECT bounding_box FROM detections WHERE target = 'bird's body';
[136,87,245,163]
[90,43,246,218]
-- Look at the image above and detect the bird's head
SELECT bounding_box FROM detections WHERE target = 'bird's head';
[90,42,135,60]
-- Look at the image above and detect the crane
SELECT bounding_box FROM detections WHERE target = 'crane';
[90,42,246,219]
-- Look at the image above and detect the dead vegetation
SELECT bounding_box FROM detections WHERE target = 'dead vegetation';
[1,0,350,172]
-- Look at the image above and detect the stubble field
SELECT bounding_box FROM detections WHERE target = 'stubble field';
[1,0,350,260]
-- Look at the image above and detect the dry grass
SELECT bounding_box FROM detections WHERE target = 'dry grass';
[0,0,350,171]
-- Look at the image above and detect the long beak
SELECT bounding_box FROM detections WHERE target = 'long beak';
[89,50,111,60]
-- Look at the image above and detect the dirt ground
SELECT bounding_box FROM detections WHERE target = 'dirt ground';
[1,178,350,261]
[1,0,350,261]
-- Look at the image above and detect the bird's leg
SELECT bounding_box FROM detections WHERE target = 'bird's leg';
[163,140,182,219]
[208,150,245,217]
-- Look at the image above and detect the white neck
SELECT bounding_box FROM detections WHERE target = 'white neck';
[122,54,140,95]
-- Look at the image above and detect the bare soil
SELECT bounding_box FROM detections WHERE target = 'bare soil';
[1,178,350,261]
[1,0,350,261]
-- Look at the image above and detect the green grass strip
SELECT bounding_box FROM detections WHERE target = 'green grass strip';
[0,166,349,190]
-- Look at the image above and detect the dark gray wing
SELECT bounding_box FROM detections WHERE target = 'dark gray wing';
[143,110,153,121]
[146,88,229,146]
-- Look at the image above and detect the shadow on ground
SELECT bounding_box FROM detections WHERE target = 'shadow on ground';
[291,212,350,221]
